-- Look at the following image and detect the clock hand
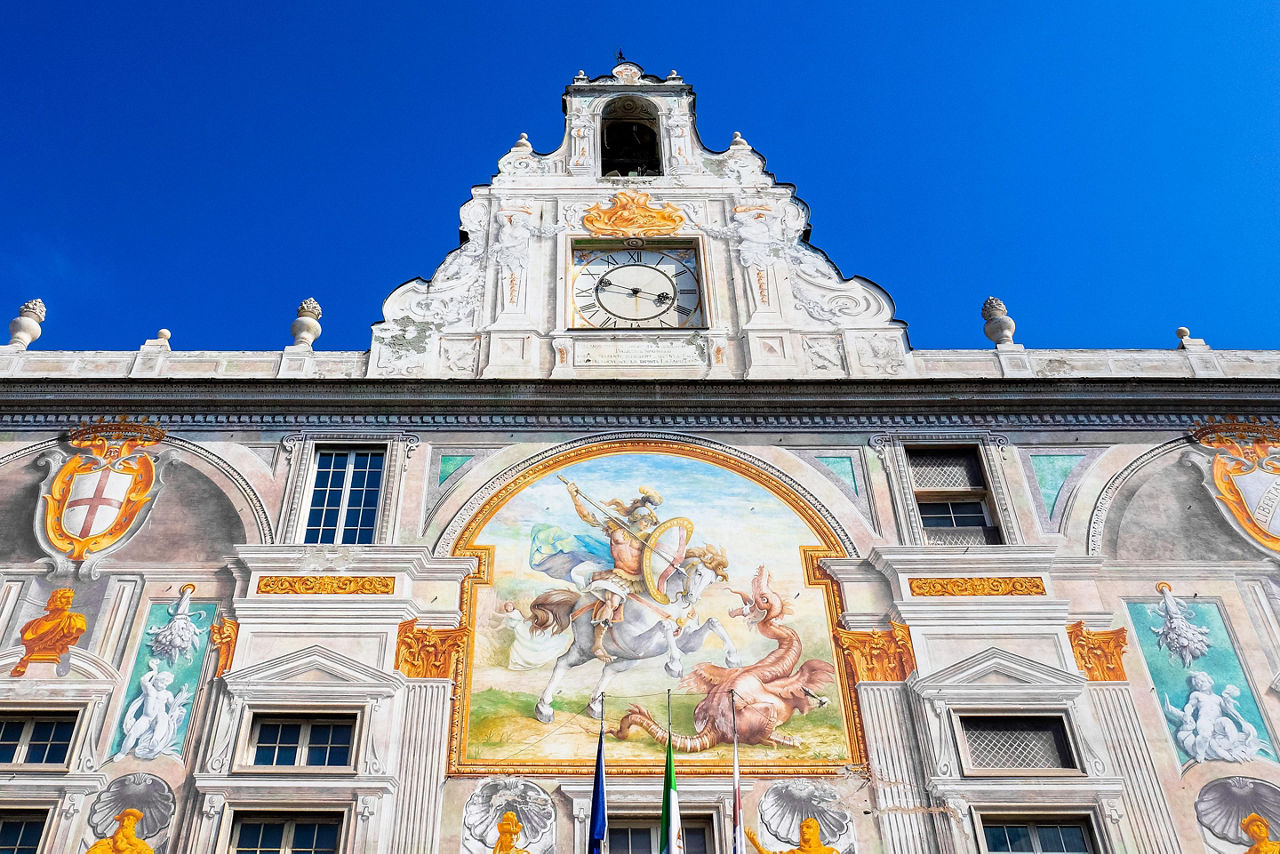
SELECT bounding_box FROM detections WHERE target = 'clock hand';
[597,281,672,302]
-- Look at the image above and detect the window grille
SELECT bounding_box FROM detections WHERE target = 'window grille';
[961,716,1074,770]
[908,449,985,490]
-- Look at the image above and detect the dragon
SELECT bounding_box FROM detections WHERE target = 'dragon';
[612,565,836,751]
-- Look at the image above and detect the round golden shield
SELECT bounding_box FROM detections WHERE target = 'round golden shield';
[641,516,694,605]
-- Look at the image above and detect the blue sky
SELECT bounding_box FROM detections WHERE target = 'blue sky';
[3,3,1277,353]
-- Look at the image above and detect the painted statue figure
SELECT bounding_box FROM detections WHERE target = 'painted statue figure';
[1243,813,1280,854]
[746,818,838,854]
[613,565,835,751]
[1163,671,1271,763]
[1151,582,1210,667]
[87,808,153,854]
[10,587,86,676]
[146,583,206,665]
[528,479,738,722]
[491,811,531,854]
[114,661,192,761]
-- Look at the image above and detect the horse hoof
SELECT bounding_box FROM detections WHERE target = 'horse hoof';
[534,702,554,723]
[665,660,683,679]
[725,653,741,668]
[587,699,604,720]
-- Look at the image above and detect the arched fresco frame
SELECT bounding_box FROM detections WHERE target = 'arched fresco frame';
[441,431,864,776]
[1086,437,1192,556]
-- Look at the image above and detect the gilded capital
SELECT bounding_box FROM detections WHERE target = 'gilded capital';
[834,622,916,683]
[1067,621,1128,681]
[396,619,469,679]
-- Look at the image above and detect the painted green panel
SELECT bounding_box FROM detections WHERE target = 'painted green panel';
[1029,453,1084,517]
[814,455,858,495]
[439,454,473,485]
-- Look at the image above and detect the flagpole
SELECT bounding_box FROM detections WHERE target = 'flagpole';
[661,689,682,854]
[589,693,608,854]
[731,688,744,854]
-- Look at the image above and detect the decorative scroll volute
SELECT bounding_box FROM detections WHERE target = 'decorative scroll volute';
[908,576,1046,596]
[1067,621,1128,681]
[396,619,470,679]
[255,575,394,595]
[581,190,685,237]
[835,622,916,683]
[209,617,239,678]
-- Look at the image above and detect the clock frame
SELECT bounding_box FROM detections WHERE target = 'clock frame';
[568,241,706,330]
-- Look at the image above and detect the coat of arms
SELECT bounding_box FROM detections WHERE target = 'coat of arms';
[1192,417,1280,554]
[36,416,169,577]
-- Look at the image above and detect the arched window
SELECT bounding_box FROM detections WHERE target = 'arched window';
[600,97,662,177]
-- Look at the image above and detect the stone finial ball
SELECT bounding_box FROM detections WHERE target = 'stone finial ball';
[1176,327,1191,339]
[158,329,171,340]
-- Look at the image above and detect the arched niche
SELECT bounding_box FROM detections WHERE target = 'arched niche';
[600,96,662,177]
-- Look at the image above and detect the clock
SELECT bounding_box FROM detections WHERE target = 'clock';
[570,245,705,329]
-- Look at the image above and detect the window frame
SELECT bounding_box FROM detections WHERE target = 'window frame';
[0,711,80,772]
[229,811,346,854]
[905,445,1003,545]
[301,447,387,546]
[953,710,1086,779]
[235,709,363,776]
[973,814,1100,854]
[605,817,715,854]
[0,810,51,854]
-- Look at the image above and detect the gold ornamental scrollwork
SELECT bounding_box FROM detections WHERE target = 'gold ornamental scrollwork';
[834,622,916,683]
[581,190,686,237]
[908,576,1046,597]
[209,617,239,678]
[1191,417,1280,554]
[395,619,470,679]
[255,575,394,595]
[1067,621,1128,681]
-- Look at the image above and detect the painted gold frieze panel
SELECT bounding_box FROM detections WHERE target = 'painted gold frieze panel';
[908,576,1045,596]
[255,575,394,594]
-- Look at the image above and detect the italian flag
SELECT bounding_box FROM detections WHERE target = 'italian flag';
[660,733,683,854]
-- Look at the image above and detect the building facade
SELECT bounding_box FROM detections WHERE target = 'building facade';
[2,62,1280,854]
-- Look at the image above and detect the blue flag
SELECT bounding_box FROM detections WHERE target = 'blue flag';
[589,722,608,853]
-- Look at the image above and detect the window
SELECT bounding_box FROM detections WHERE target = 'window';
[232,814,342,854]
[0,713,77,766]
[0,813,47,854]
[303,449,384,544]
[251,717,356,769]
[906,447,1002,545]
[600,96,662,177]
[981,820,1094,853]
[608,821,711,854]
[959,715,1078,774]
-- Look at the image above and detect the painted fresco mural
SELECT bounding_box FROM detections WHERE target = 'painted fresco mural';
[1128,586,1274,768]
[110,588,216,762]
[456,443,853,773]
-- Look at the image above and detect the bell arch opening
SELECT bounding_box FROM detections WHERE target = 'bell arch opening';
[600,96,662,177]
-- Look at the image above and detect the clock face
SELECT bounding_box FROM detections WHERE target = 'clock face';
[571,246,705,329]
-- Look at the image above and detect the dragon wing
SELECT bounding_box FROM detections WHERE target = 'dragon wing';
[766,660,837,698]
[680,663,735,694]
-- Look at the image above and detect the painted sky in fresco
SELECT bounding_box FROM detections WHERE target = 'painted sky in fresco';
[3,3,1277,352]
[469,451,850,767]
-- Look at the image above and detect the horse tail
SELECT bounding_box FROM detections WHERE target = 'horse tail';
[529,589,580,636]
[611,703,720,753]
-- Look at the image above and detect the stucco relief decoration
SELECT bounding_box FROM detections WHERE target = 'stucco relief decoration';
[396,620,469,679]
[1066,621,1128,681]
[9,587,86,677]
[35,416,170,577]
[1191,417,1280,555]
[1196,777,1280,846]
[582,190,686,238]
[497,133,553,176]
[1128,596,1275,767]
[908,576,1046,597]
[834,623,916,683]
[86,773,175,852]
[461,777,555,854]
[1152,581,1211,667]
[755,780,855,854]
[451,441,855,775]
[145,583,207,665]
[255,575,394,594]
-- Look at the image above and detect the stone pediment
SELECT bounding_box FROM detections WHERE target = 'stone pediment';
[911,646,1085,704]
[224,644,403,700]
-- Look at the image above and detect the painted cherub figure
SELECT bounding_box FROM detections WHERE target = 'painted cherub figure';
[491,811,531,854]
[747,818,839,854]
[87,808,153,854]
[1244,813,1280,854]
[10,587,86,676]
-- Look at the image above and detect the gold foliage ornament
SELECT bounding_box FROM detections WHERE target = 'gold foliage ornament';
[395,619,469,679]
[834,623,916,683]
[40,416,166,563]
[255,575,394,595]
[581,190,686,237]
[1192,417,1280,554]
[1067,621,1128,681]
[908,576,1045,596]
[209,616,239,678]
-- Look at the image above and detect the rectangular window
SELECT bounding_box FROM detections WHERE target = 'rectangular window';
[232,814,343,854]
[960,715,1077,773]
[251,717,356,769]
[607,821,711,854]
[0,813,48,854]
[981,820,1094,853]
[906,448,1002,545]
[303,449,384,545]
[0,713,77,766]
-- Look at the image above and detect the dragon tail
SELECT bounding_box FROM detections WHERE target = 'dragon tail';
[610,703,720,753]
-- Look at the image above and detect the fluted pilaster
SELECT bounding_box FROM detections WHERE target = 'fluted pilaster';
[858,683,939,854]
[390,680,453,854]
